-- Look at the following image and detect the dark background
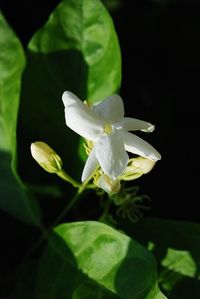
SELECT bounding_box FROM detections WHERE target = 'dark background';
[0,0,200,223]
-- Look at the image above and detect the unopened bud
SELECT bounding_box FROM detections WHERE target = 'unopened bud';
[122,157,156,181]
[30,141,62,173]
[98,174,121,194]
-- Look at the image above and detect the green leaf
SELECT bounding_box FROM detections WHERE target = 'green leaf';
[72,278,120,299]
[161,248,197,278]
[18,0,121,181]
[28,0,121,103]
[33,244,120,299]
[9,260,38,299]
[46,221,165,299]
[119,217,200,299]
[0,12,41,226]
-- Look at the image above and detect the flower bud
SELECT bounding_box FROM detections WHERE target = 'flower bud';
[30,141,62,173]
[121,157,156,181]
[98,174,121,194]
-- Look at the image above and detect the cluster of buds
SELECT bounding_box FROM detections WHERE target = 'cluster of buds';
[95,156,156,194]
[30,141,157,195]
[83,138,157,194]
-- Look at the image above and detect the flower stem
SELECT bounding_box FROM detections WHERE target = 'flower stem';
[56,169,81,188]
[52,189,82,225]
[52,172,95,225]
[100,197,112,221]
[25,171,95,258]
[9,169,97,284]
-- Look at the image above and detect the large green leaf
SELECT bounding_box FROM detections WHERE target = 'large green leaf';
[44,221,166,299]
[10,254,120,299]
[10,221,166,298]
[0,11,41,226]
[28,0,121,103]
[35,245,120,299]
[119,217,200,299]
[18,0,121,182]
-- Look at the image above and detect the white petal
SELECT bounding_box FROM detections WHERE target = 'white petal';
[117,117,155,132]
[95,131,129,179]
[93,94,124,122]
[62,91,104,141]
[122,131,161,161]
[81,147,99,182]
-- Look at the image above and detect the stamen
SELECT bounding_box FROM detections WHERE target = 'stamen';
[83,100,92,108]
[83,139,94,155]
[104,123,113,135]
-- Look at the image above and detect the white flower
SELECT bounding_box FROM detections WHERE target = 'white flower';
[62,91,161,182]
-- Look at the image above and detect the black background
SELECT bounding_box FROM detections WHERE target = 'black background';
[0,0,200,222]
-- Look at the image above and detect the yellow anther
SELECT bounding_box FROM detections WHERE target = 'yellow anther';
[83,139,94,155]
[84,100,92,108]
[104,123,113,135]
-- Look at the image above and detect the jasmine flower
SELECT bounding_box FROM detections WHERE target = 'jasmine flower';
[62,91,161,181]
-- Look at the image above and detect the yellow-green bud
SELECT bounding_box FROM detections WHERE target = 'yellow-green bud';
[98,174,121,194]
[30,141,62,173]
[121,157,156,181]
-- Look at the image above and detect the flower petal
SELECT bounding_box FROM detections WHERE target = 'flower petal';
[117,117,155,132]
[93,94,124,122]
[81,147,99,182]
[122,131,161,161]
[95,130,129,179]
[62,91,104,141]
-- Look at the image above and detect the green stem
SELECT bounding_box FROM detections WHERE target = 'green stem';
[52,189,83,226]
[23,171,95,260]
[100,196,112,220]
[52,172,95,225]
[57,169,81,188]
[56,169,96,190]
[9,170,97,284]
[12,189,85,280]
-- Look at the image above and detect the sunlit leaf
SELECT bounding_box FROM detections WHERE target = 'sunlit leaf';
[46,221,166,299]
[28,0,121,103]
[0,11,41,226]
[161,248,197,278]
[33,244,120,299]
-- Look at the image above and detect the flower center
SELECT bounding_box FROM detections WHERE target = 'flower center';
[103,122,113,135]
